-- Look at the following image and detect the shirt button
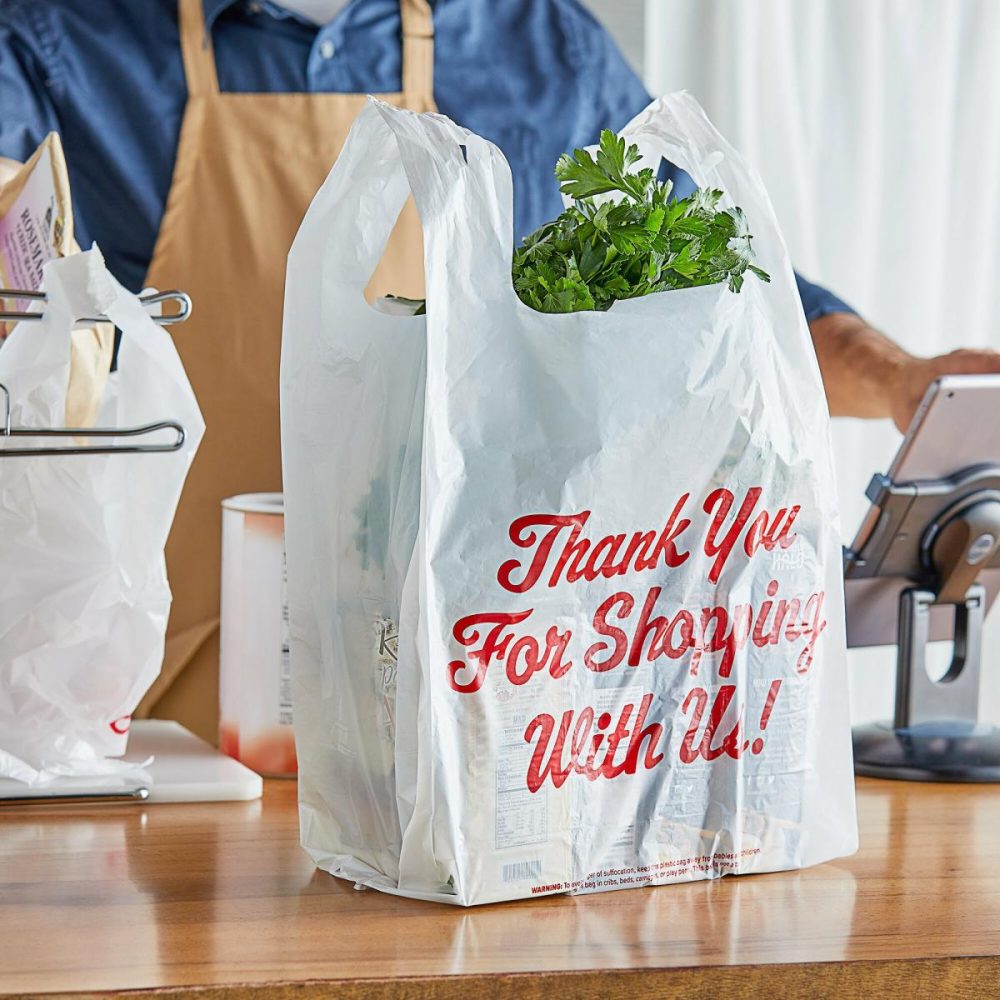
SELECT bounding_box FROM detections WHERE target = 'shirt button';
[319,39,336,59]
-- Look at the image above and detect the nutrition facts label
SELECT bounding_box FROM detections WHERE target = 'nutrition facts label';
[496,740,548,850]
[495,718,547,850]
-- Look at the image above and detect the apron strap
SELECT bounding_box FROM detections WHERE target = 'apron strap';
[400,0,435,103]
[178,0,220,98]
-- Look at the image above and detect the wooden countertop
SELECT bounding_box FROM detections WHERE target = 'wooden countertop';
[1,777,999,998]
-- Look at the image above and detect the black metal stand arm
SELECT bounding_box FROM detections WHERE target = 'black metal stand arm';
[847,465,1000,781]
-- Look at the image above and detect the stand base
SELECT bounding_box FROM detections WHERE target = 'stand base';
[853,722,1000,782]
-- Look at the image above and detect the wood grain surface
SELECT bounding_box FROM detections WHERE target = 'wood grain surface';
[1,778,998,997]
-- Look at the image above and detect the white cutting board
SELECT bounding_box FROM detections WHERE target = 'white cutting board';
[122,719,264,801]
[0,720,263,803]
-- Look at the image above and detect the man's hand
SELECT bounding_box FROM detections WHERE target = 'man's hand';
[809,312,1000,433]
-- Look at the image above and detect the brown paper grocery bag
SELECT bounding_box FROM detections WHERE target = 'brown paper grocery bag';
[0,134,114,427]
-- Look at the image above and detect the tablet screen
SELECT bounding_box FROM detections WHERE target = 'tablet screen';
[846,374,1000,647]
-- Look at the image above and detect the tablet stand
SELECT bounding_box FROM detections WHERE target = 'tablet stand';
[847,465,1000,781]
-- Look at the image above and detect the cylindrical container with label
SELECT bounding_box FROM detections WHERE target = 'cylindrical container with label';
[219,493,296,777]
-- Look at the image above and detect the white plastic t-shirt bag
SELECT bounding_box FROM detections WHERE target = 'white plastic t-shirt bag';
[0,248,204,785]
[282,93,857,906]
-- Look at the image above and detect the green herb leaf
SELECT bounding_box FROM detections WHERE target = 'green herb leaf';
[401,129,770,315]
[515,130,769,312]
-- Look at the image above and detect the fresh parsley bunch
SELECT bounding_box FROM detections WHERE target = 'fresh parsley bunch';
[387,129,769,316]
[513,130,770,313]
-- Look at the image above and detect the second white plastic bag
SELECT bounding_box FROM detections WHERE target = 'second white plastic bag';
[0,249,204,785]
[282,93,857,905]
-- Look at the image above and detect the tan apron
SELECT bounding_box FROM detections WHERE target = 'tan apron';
[135,0,435,741]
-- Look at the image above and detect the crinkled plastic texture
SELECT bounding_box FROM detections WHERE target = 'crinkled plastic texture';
[0,248,204,785]
[281,93,857,906]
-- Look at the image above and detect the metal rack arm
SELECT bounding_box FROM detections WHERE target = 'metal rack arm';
[0,289,192,326]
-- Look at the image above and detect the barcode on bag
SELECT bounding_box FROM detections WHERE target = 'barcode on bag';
[502,860,542,883]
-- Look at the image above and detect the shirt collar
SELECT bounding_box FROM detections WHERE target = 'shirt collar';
[203,0,240,30]
[203,0,377,30]
[202,0,311,29]
[202,0,434,30]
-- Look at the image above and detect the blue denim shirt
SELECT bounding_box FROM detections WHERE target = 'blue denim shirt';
[0,0,852,317]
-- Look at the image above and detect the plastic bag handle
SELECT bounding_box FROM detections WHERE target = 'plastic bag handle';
[293,98,514,307]
[618,92,823,385]
[620,95,797,312]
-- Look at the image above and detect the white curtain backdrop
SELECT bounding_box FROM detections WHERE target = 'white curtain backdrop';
[644,0,1000,724]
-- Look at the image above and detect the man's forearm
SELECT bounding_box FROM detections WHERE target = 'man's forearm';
[809,312,910,421]
[809,311,1000,432]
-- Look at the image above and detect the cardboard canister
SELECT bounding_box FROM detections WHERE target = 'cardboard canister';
[219,493,296,777]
